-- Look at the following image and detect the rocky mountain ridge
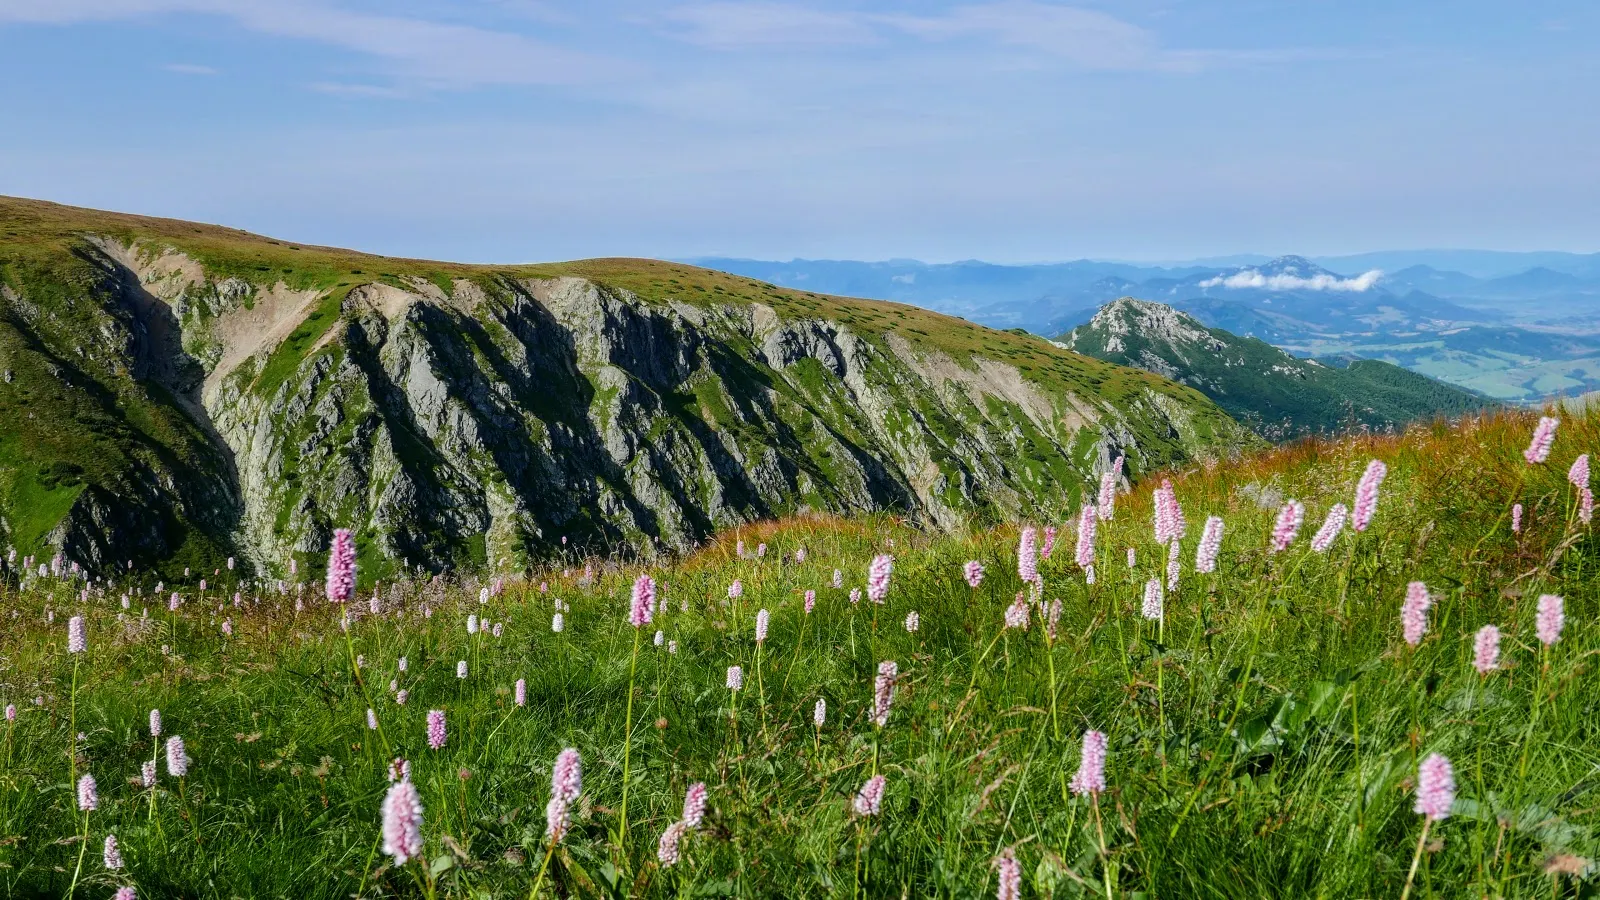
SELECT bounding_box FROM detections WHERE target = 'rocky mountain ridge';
[0,197,1256,578]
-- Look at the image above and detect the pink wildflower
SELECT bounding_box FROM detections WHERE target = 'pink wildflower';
[77,773,98,811]
[1524,416,1559,464]
[873,660,898,727]
[1400,581,1432,647]
[755,608,769,644]
[1098,468,1118,520]
[964,560,984,588]
[515,679,527,707]
[683,781,709,828]
[1570,453,1590,490]
[995,850,1022,900]
[1018,527,1039,584]
[1195,515,1224,573]
[103,834,123,869]
[67,615,85,654]
[166,736,188,777]
[551,748,583,803]
[1512,503,1523,533]
[1041,526,1056,560]
[726,666,743,690]
[325,528,357,603]
[832,569,843,589]
[1271,501,1304,552]
[1352,460,1387,532]
[657,820,688,867]
[1414,753,1455,821]
[849,588,862,604]
[904,611,920,632]
[1142,577,1163,621]
[545,796,570,842]
[867,554,893,603]
[141,761,156,788]
[1473,625,1501,675]
[629,574,655,628]
[1536,594,1564,646]
[1069,730,1107,796]
[367,709,378,730]
[727,580,743,600]
[814,698,826,727]
[1311,503,1348,552]
[426,710,446,750]
[380,778,425,866]
[853,774,886,816]
[1004,596,1030,630]
[1075,504,1097,570]
[805,590,816,613]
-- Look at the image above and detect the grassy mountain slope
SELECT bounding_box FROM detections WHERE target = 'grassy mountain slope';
[0,198,1257,577]
[1059,297,1492,439]
[3,407,1596,897]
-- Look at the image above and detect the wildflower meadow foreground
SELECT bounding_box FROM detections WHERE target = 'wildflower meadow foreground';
[4,409,1600,898]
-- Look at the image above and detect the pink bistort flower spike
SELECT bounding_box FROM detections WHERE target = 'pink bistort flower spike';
[853,774,886,816]
[1075,504,1097,570]
[657,819,688,867]
[1473,625,1501,675]
[1414,752,1455,821]
[1569,453,1590,490]
[1271,501,1304,553]
[995,850,1022,900]
[1352,460,1387,532]
[629,574,655,628]
[1311,503,1348,552]
[166,736,189,777]
[873,661,898,727]
[1069,730,1108,796]
[755,608,770,644]
[867,554,893,603]
[1536,594,1564,646]
[551,747,582,803]
[1017,527,1038,584]
[426,710,447,750]
[67,615,86,654]
[1195,515,1224,573]
[380,777,425,866]
[325,528,357,603]
[1524,416,1559,464]
[77,773,98,811]
[1400,581,1432,647]
[682,781,708,828]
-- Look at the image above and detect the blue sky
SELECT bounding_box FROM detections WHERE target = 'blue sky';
[0,1,1595,263]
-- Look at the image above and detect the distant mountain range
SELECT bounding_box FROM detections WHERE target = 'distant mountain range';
[1058,299,1492,440]
[694,252,1600,401]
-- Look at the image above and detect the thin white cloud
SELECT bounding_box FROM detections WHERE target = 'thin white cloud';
[658,1,1321,72]
[1200,269,1384,291]
[663,1,876,48]
[0,0,624,89]
[882,1,1163,71]
[162,62,216,75]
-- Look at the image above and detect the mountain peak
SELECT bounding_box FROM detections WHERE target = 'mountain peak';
[1064,297,1218,354]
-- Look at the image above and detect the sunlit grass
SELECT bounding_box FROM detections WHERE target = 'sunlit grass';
[1,407,1597,897]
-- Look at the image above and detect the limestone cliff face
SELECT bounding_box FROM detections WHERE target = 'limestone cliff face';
[0,204,1256,576]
